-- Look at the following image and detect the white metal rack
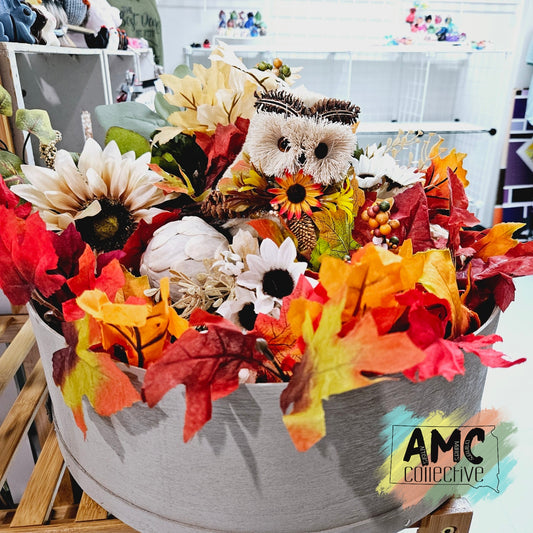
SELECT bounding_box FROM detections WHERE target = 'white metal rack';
[184,43,513,225]
[0,43,156,165]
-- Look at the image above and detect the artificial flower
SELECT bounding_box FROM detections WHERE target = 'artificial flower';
[217,286,262,330]
[320,178,357,219]
[352,152,396,189]
[155,47,266,143]
[12,139,168,252]
[269,170,322,220]
[237,238,307,311]
[140,216,229,302]
[377,163,423,196]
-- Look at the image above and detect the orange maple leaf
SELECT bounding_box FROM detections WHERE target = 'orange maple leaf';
[470,222,525,261]
[280,296,426,451]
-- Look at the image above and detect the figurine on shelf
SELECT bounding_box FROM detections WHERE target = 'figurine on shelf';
[218,10,226,29]
[227,10,237,29]
[254,11,267,36]
[237,11,245,28]
[0,0,37,44]
[244,11,254,29]
[203,39,210,48]
[405,7,416,25]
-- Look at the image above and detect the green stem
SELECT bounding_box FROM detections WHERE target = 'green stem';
[21,133,31,165]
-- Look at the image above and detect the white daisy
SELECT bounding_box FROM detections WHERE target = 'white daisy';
[376,164,424,197]
[237,238,307,308]
[12,138,169,252]
[352,153,397,189]
[217,287,270,331]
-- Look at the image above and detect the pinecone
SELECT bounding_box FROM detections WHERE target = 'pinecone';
[200,190,240,222]
[287,213,317,254]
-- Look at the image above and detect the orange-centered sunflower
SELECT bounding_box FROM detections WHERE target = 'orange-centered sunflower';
[268,170,322,220]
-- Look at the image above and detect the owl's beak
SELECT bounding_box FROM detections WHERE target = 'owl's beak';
[297,152,306,167]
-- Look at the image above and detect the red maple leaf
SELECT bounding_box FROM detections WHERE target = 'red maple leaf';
[0,206,65,305]
[142,310,271,441]
[430,169,479,255]
[0,177,30,217]
[401,287,525,382]
[195,118,249,188]
[389,183,434,253]
[62,245,125,321]
[51,224,86,280]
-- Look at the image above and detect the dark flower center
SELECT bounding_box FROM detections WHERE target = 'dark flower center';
[262,268,295,298]
[286,183,307,204]
[75,197,136,253]
[238,302,257,331]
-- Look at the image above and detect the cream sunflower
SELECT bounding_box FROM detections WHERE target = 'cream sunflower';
[12,139,169,252]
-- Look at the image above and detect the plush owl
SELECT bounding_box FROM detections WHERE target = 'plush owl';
[242,89,360,186]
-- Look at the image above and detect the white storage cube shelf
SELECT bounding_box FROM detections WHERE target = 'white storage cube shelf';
[0,43,155,167]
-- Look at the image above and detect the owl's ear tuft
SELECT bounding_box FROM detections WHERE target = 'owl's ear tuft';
[255,90,307,117]
[309,98,361,125]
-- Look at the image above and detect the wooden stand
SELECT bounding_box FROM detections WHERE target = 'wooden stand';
[0,317,473,533]
[413,497,473,533]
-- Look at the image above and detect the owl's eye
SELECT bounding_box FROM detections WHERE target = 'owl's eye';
[278,137,290,152]
[315,142,329,159]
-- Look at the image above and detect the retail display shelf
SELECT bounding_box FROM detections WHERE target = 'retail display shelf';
[357,121,496,136]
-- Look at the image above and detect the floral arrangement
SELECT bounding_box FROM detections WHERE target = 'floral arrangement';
[0,45,531,453]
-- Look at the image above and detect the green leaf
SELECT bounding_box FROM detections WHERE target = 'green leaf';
[105,126,151,158]
[0,150,23,178]
[15,109,56,144]
[309,238,331,271]
[94,102,168,141]
[154,92,184,120]
[0,85,12,117]
[173,64,193,78]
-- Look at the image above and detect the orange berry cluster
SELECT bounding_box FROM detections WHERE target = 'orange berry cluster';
[360,200,401,249]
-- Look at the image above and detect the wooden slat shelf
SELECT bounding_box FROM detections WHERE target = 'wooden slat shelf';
[0,316,135,532]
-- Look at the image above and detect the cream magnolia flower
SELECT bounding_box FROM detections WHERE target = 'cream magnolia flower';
[140,216,230,302]
[12,138,168,252]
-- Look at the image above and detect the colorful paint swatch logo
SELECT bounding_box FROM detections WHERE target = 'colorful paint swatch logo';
[377,407,517,507]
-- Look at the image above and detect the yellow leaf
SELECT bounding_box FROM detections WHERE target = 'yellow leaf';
[472,222,525,261]
[417,248,475,337]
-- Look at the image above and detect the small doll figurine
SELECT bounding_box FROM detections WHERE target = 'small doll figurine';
[218,10,226,29]
[237,11,245,28]
[405,7,416,25]
[244,12,254,29]
[411,16,424,32]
